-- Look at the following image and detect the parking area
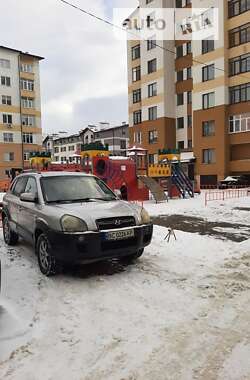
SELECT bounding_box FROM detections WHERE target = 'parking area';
[0,195,250,380]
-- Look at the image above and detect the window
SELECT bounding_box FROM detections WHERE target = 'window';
[177,93,184,106]
[229,113,250,133]
[202,64,215,81]
[21,63,33,73]
[4,152,14,162]
[187,91,192,104]
[177,70,183,81]
[23,133,33,144]
[176,45,183,58]
[134,131,142,144]
[120,140,126,149]
[228,0,250,18]
[202,92,215,109]
[186,67,192,79]
[203,149,216,164]
[229,23,250,48]
[23,152,30,161]
[0,59,10,68]
[61,146,67,152]
[148,82,157,97]
[3,114,12,124]
[151,154,158,164]
[2,95,11,105]
[202,121,215,136]
[54,147,59,153]
[148,58,157,74]
[133,89,141,103]
[12,176,28,196]
[21,79,34,91]
[148,106,157,120]
[22,115,35,126]
[133,110,142,125]
[68,145,75,151]
[229,53,250,76]
[147,36,156,50]
[24,177,38,197]
[148,130,158,144]
[3,133,13,142]
[188,115,192,128]
[132,66,141,82]
[1,76,11,87]
[132,45,140,60]
[177,141,184,150]
[22,97,34,108]
[186,42,192,54]
[177,117,184,129]
[176,0,182,7]
[202,39,214,54]
[229,83,250,103]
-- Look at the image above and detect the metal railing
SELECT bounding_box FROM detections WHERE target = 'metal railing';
[205,188,250,206]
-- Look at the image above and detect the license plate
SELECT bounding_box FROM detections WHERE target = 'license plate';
[104,229,134,241]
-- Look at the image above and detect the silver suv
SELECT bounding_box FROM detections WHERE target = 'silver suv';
[2,172,153,276]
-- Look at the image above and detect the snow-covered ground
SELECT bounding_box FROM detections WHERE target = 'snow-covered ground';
[0,195,250,380]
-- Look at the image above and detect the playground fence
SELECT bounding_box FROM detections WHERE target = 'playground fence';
[205,188,250,206]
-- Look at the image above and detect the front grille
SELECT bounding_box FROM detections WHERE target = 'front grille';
[96,216,136,231]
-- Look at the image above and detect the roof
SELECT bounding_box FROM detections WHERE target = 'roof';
[21,171,92,178]
[0,45,44,60]
[95,124,128,133]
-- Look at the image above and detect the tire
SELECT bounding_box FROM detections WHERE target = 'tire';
[123,248,144,263]
[3,216,19,246]
[36,233,60,276]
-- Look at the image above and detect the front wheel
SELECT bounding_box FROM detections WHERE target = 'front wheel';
[3,216,19,246]
[37,233,60,276]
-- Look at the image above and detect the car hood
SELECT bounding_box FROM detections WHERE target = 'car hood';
[52,200,140,230]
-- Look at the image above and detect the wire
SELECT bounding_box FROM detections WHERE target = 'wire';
[57,0,250,82]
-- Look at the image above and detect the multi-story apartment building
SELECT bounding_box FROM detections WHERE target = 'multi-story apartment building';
[126,0,250,185]
[0,46,44,178]
[94,123,129,156]
[127,1,176,166]
[45,123,129,162]
[52,133,83,162]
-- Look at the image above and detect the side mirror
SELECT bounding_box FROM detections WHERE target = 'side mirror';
[114,189,122,199]
[20,192,37,203]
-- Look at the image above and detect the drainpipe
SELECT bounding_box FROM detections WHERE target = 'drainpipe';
[18,53,24,170]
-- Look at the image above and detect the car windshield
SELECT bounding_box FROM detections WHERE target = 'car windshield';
[41,176,116,203]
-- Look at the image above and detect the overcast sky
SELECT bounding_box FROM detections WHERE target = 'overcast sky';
[0,0,138,134]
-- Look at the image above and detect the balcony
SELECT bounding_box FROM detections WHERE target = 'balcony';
[20,71,34,81]
[21,89,35,98]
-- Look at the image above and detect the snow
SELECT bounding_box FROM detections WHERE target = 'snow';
[144,192,250,225]
[0,195,250,379]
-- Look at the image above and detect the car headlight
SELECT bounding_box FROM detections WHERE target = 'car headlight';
[61,215,88,233]
[140,208,151,224]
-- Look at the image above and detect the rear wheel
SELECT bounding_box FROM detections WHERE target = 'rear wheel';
[37,233,60,276]
[3,216,19,246]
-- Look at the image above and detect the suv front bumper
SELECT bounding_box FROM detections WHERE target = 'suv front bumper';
[47,224,153,264]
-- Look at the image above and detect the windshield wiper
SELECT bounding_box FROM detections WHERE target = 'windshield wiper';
[71,197,115,202]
